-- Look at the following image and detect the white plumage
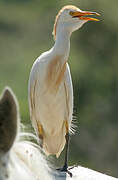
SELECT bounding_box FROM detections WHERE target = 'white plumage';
[28,53,73,157]
[28,5,99,162]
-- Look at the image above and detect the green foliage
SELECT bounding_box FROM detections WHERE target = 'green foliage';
[0,0,118,177]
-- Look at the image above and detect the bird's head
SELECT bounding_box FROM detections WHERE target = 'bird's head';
[52,5,100,40]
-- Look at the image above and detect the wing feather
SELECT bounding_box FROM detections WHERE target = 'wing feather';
[64,63,73,128]
[28,69,39,133]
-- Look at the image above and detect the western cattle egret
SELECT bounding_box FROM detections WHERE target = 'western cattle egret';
[28,5,100,176]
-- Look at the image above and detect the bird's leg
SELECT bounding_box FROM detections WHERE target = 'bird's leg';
[63,132,73,177]
[57,120,72,177]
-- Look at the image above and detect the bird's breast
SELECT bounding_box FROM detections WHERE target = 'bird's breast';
[45,55,67,93]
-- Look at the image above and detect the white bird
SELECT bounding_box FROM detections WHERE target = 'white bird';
[28,5,100,176]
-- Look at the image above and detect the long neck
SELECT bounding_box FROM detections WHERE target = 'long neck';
[52,26,71,60]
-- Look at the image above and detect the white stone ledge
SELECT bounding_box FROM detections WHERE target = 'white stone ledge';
[52,166,118,180]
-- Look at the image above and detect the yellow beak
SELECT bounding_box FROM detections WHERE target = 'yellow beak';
[71,11,100,22]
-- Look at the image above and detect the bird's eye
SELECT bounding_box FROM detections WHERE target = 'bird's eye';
[69,11,74,16]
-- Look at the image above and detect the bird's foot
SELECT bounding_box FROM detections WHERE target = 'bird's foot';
[68,164,78,170]
[56,165,73,177]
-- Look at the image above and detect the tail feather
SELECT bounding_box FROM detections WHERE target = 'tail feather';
[43,130,66,158]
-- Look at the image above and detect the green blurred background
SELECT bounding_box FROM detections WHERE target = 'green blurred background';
[0,0,118,177]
